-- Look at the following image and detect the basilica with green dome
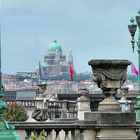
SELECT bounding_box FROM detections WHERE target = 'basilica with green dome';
[36,40,74,79]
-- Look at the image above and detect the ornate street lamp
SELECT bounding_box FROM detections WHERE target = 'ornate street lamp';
[0,23,20,139]
[128,10,140,123]
[128,18,137,52]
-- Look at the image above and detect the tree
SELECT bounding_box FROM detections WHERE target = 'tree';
[75,72,92,81]
[4,102,28,121]
[47,72,92,81]
[127,74,138,83]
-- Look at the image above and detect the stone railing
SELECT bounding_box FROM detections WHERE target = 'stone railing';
[10,119,95,140]
[10,118,139,140]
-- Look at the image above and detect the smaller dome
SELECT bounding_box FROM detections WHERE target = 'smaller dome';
[48,40,62,53]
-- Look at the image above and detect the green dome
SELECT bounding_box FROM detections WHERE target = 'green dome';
[48,40,62,53]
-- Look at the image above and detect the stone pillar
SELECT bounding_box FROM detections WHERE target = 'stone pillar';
[84,129,96,140]
[77,95,91,120]
[88,59,137,140]
[61,100,68,118]
[35,97,44,109]
[71,130,75,140]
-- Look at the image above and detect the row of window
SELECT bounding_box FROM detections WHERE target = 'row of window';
[6,101,35,107]
[44,55,66,60]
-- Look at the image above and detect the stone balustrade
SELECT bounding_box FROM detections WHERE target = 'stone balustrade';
[9,118,139,140]
[9,119,96,140]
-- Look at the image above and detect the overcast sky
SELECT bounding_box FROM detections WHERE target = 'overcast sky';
[1,0,140,74]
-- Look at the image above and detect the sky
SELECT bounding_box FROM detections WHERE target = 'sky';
[1,0,140,74]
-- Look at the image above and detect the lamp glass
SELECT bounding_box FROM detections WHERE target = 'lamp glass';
[128,18,137,37]
[136,10,140,27]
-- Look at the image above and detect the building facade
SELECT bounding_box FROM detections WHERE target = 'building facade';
[36,40,74,79]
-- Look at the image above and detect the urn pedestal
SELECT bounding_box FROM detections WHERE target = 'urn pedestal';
[88,59,131,112]
[87,59,137,140]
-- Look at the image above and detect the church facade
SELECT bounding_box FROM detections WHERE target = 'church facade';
[36,40,74,80]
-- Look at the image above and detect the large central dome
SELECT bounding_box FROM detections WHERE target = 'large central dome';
[48,40,62,53]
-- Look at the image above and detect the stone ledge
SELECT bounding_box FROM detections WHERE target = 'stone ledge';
[85,112,136,125]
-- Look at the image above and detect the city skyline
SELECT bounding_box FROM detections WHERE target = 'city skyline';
[1,0,140,74]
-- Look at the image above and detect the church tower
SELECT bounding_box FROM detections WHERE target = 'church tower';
[68,49,73,65]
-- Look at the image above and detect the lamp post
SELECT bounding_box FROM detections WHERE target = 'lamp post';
[0,22,20,139]
[128,10,140,123]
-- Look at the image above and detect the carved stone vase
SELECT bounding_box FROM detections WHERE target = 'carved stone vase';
[88,59,131,112]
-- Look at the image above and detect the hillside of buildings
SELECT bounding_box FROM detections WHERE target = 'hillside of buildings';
[2,72,138,91]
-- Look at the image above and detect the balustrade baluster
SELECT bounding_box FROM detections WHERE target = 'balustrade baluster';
[40,129,46,140]
[71,129,75,140]
[64,130,70,140]
[25,130,32,140]
[75,129,80,140]
[46,130,51,140]
[55,129,61,140]
[79,129,84,140]
[32,130,38,140]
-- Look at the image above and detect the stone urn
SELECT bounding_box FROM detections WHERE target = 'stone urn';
[88,59,131,112]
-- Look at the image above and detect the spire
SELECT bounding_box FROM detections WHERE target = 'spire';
[39,61,43,81]
[68,49,73,65]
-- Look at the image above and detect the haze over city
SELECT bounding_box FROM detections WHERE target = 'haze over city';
[1,0,140,74]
